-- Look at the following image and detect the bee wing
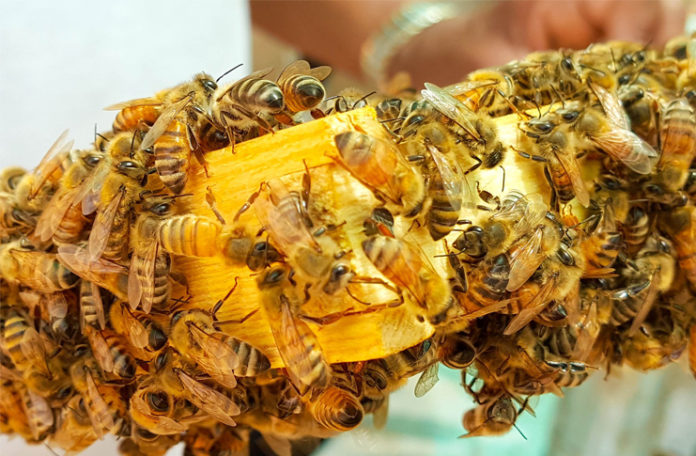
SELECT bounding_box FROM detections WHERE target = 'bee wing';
[373,396,389,430]
[503,276,557,335]
[175,369,240,426]
[103,97,162,111]
[34,187,79,242]
[120,304,149,349]
[421,82,480,140]
[30,129,73,199]
[88,186,125,262]
[627,270,660,336]
[553,148,590,207]
[572,301,601,361]
[46,292,68,319]
[76,159,111,216]
[20,326,50,376]
[427,144,466,210]
[188,323,238,387]
[253,188,319,255]
[91,281,106,330]
[84,370,114,436]
[84,326,114,374]
[413,362,440,398]
[127,240,158,313]
[309,65,332,81]
[589,81,629,128]
[139,95,191,151]
[277,60,311,83]
[57,245,129,301]
[591,127,658,174]
[506,228,546,291]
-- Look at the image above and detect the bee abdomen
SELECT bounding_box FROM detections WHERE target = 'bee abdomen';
[310,386,364,431]
[154,117,190,194]
[53,204,87,245]
[224,336,271,377]
[158,215,221,257]
[113,105,160,133]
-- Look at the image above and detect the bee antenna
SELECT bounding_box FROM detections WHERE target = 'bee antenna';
[216,63,244,83]
[354,91,376,109]
[43,442,60,456]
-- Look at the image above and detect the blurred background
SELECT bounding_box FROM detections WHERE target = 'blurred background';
[1,0,696,455]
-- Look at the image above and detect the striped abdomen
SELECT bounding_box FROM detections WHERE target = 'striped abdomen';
[623,206,650,253]
[215,79,284,131]
[113,105,160,133]
[426,174,462,241]
[279,74,325,113]
[659,98,696,190]
[11,250,79,292]
[154,111,190,194]
[309,386,364,431]
[79,280,103,330]
[460,254,509,313]
[608,280,651,326]
[548,158,575,203]
[102,200,132,262]
[53,202,87,245]
[3,312,37,372]
[158,215,221,257]
[132,249,171,313]
[221,334,271,377]
[582,231,622,270]
[91,330,137,379]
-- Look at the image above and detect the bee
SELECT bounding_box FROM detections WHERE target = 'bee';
[622,318,687,371]
[257,266,330,393]
[78,366,127,437]
[559,83,658,174]
[157,212,222,258]
[458,253,511,316]
[275,60,331,119]
[34,149,104,245]
[517,112,591,208]
[618,81,660,146]
[622,206,651,254]
[169,293,271,386]
[211,68,285,138]
[129,381,189,436]
[172,368,244,427]
[0,381,32,440]
[126,425,181,456]
[545,360,591,388]
[362,235,455,325]
[445,70,516,115]
[654,98,696,192]
[128,198,173,313]
[83,325,137,379]
[308,385,364,431]
[333,131,425,216]
[657,206,696,288]
[253,177,354,295]
[461,391,526,438]
[420,83,505,173]
[19,290,77,342]
[86,134,150,262]
[109,301,167,358]
[2,307,52,376]
[0,241,79,292]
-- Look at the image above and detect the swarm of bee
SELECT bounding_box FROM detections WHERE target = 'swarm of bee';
[2,39,696,455]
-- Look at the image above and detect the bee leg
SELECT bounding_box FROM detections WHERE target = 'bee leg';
[234,182,266,222]
[205,186,226,225]
[464,156,482,175]
[543,167,560,213]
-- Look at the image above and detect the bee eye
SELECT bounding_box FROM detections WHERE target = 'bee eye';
[266,268,285,284]
[536,121,554,132]
[556,248,575,266]
[118,160,137,170]
[618,74,630,85]
[154,351,168,370]
[153,203,170,215]
[253,241,268,253]
[149,327,167,350]
[561,58,573,71]
[84,155,101,166]
[146,391,170,412]
[56,385,73,399]
[562,111,579,122]
[202,79,218,92]
[171,311,184,326]
[136,427,158,440]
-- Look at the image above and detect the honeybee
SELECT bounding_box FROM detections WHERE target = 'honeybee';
[129,198,174,313]
[622,206,650,253]
[168,295,271,386]
[657,205,696,288]
[127,425,181,456]
[461,390,526,438]
[34,149,104,245]
[19,289,78,342]
[276,60,331,119]
[2,307,52,376]
[86,134,150,262]
[83,325,137,379]
[560,83,658,174]
[621,315,687,371]
[253,177,354,295]
[334,131,425,216]
[458,253,511,316]
[220,224,281,271]
[211,68,285,138]
[129,380,189,435]
[654,98,696,192]
[109,301,167,358]
[362,235,455,325]
[0,241,79,292]
[257,266,330,393]
[446,69,516,115]
[420,83,505,173]
[517,112,590,208]
[79,366,127,436]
